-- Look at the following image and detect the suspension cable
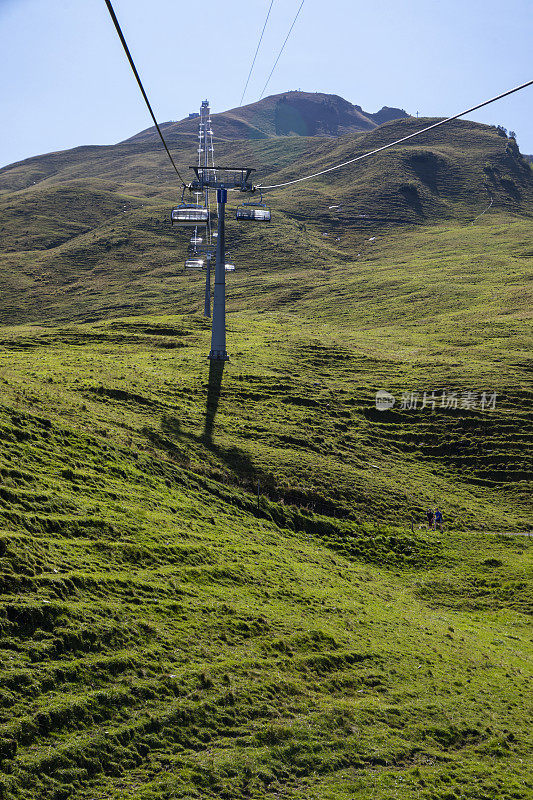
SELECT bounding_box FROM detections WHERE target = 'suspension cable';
[259,0,305,100]
[258,78,533,190]
[240,0,275,107]
[103,0,186,184]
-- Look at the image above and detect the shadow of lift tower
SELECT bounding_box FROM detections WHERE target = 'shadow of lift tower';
[188,166,256,361]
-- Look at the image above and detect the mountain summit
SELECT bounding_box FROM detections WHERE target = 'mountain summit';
[126,91,410,142]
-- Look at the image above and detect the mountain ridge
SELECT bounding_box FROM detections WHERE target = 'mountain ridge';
[0,109,532,330]
[125,91,410,143]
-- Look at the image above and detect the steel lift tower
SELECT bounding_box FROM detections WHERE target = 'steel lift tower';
[172,103,269,362]
[189,166,255,361]
[197,100,214,319]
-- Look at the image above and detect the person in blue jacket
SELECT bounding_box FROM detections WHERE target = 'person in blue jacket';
[435,508,443,532]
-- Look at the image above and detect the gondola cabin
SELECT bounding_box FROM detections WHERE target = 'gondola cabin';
[171,205,209,227]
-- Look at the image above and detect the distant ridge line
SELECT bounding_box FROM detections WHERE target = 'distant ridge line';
[125,91,410,144]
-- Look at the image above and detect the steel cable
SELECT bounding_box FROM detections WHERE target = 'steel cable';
[259,0,305,100]
[104,0,186,184]
[258,79,533,190]
[240,0,275,107]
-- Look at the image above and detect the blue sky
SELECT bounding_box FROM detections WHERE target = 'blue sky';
[1,0,532,168]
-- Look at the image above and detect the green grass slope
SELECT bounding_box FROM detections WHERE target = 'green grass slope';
[1,215,531,530]
[0,111,531,800]
[0,118,531,327]
[0,290,531,799]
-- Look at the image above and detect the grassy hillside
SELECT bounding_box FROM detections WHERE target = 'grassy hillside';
[0,271,531,798]
[0,112,531,799]
[0,215,531,529]
[126,92,410,142]
[0,118,531,327]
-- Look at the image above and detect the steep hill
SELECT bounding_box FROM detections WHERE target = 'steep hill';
[0,117,532,329]
[0,99,532,799]
[126,92,410,142]
[0,235,531,797]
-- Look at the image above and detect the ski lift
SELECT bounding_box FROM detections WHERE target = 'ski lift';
[225,263,236,272]
[171,188,209,227]
[190,235,203,245]
[171,205,209,227]
[236,189,271,222]
[184,258,205,271]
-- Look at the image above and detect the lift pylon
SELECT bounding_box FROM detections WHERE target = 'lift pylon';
[173,101,261,360]
[187,165,255,361]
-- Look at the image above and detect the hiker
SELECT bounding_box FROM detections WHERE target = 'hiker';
[435,508,443,532]
[426,509,435,530]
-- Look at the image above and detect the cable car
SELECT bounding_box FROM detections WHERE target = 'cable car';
[236,189,271,222]
[184,258,205,270]
[171,205,209,227]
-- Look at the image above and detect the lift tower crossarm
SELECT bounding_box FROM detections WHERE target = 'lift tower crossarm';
[190,167,256,192]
